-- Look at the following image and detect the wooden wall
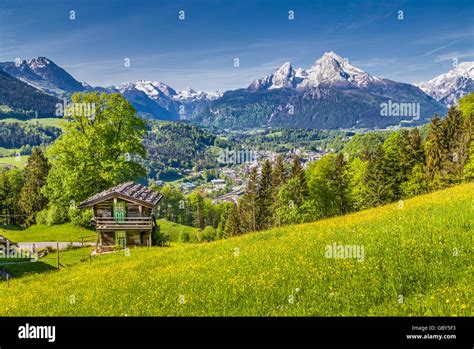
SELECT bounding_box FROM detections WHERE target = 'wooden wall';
[93,198,152,218]
[101,231,151,246]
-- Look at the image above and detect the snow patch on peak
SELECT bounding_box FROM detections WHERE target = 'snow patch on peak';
[249,52,382,91]
[303,51,380,88]
[415,61,474,106]
[131,80,177,99]
[175,87,222,101]
[269,62,297,89]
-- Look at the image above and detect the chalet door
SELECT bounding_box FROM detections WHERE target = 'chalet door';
[115,231,126,248]
[113,201,126,223]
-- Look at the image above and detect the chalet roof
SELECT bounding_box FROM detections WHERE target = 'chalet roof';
[78,182,162,209]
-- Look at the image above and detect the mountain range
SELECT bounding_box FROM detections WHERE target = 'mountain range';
[415,62,474,107]
[1,53,472,129]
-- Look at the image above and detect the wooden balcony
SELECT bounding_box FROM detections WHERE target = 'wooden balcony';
[94,217,153,231]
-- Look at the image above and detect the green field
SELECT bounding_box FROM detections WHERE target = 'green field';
[158,219,199,242]
[0,223,95,242]
[0,184,472,316]
[0,155,28,168]
[0,117,65,128]
[0,247,94,277]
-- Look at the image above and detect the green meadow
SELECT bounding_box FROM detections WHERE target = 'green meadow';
[0,184,472,316]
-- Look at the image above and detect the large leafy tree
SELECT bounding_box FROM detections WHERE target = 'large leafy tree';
[44,92,147,208]
[18,147,50,226]
[306,154,338,217]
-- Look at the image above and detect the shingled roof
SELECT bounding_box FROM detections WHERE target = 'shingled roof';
[78,182,162,208]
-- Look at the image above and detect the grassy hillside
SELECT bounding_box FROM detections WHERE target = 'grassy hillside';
[0,117,64,128]
[158,219,199,242]
[1,247,94,277]
[0,223,94,242]
[0,155,28,168]
[0,184,472,316]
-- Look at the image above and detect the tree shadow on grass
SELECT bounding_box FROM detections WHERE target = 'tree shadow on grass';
[0,224,22,231]
[0,261,56,278]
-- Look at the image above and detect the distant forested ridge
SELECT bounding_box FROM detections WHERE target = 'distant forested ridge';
[0,122,61,148]
[142,121,219,180]
[0,70,59,119]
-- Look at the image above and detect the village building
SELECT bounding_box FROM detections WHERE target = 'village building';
[210,179,226,190]
[78,182,162,252]
[179,182,196,193]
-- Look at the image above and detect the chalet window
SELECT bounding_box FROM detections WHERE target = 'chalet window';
[115,231,126,248]
[113,201,126,223]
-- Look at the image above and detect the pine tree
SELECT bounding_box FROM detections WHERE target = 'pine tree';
[224,204,241,237]
[333,153,351,214]
[271,154,287,227]
[399,128,428,198]
[18,147,50,226]
[398,129,413,183]
[410,128,425,165]
[443,107,468,184]
[239,166,258,232]
[290,155,308,197]
[362,145,388,207]
[256,159,273,230]
[425,116,445,189]
[291,154,303,178]
[272,154,286,189]
[381,132,402,201]
[459,93,474,181]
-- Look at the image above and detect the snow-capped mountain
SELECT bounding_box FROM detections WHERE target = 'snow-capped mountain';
[249,62,303,90]
[175,86,222,101]
[0,56,221,120]
[0,57,84,94]
[415,62,474,107]
[249,52,386,91]
[108,80,221,120]
[0,53,462,128]
[196,51,447,129]
[132,80,178,99]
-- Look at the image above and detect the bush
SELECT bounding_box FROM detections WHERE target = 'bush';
[69,207,93,228]
[36,205,69,226]
[216,223,224,240]
[179,230,190,243]
[199,226,216,242]
[46,205,69,225]
[152,225,170,246]
[35,209,49,225]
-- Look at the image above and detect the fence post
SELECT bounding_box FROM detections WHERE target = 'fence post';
[56,242,60,270]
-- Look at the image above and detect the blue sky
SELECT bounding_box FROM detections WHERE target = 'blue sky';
[0,0,473,91]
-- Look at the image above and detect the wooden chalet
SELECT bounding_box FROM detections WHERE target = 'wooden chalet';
[78,182,163,252]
